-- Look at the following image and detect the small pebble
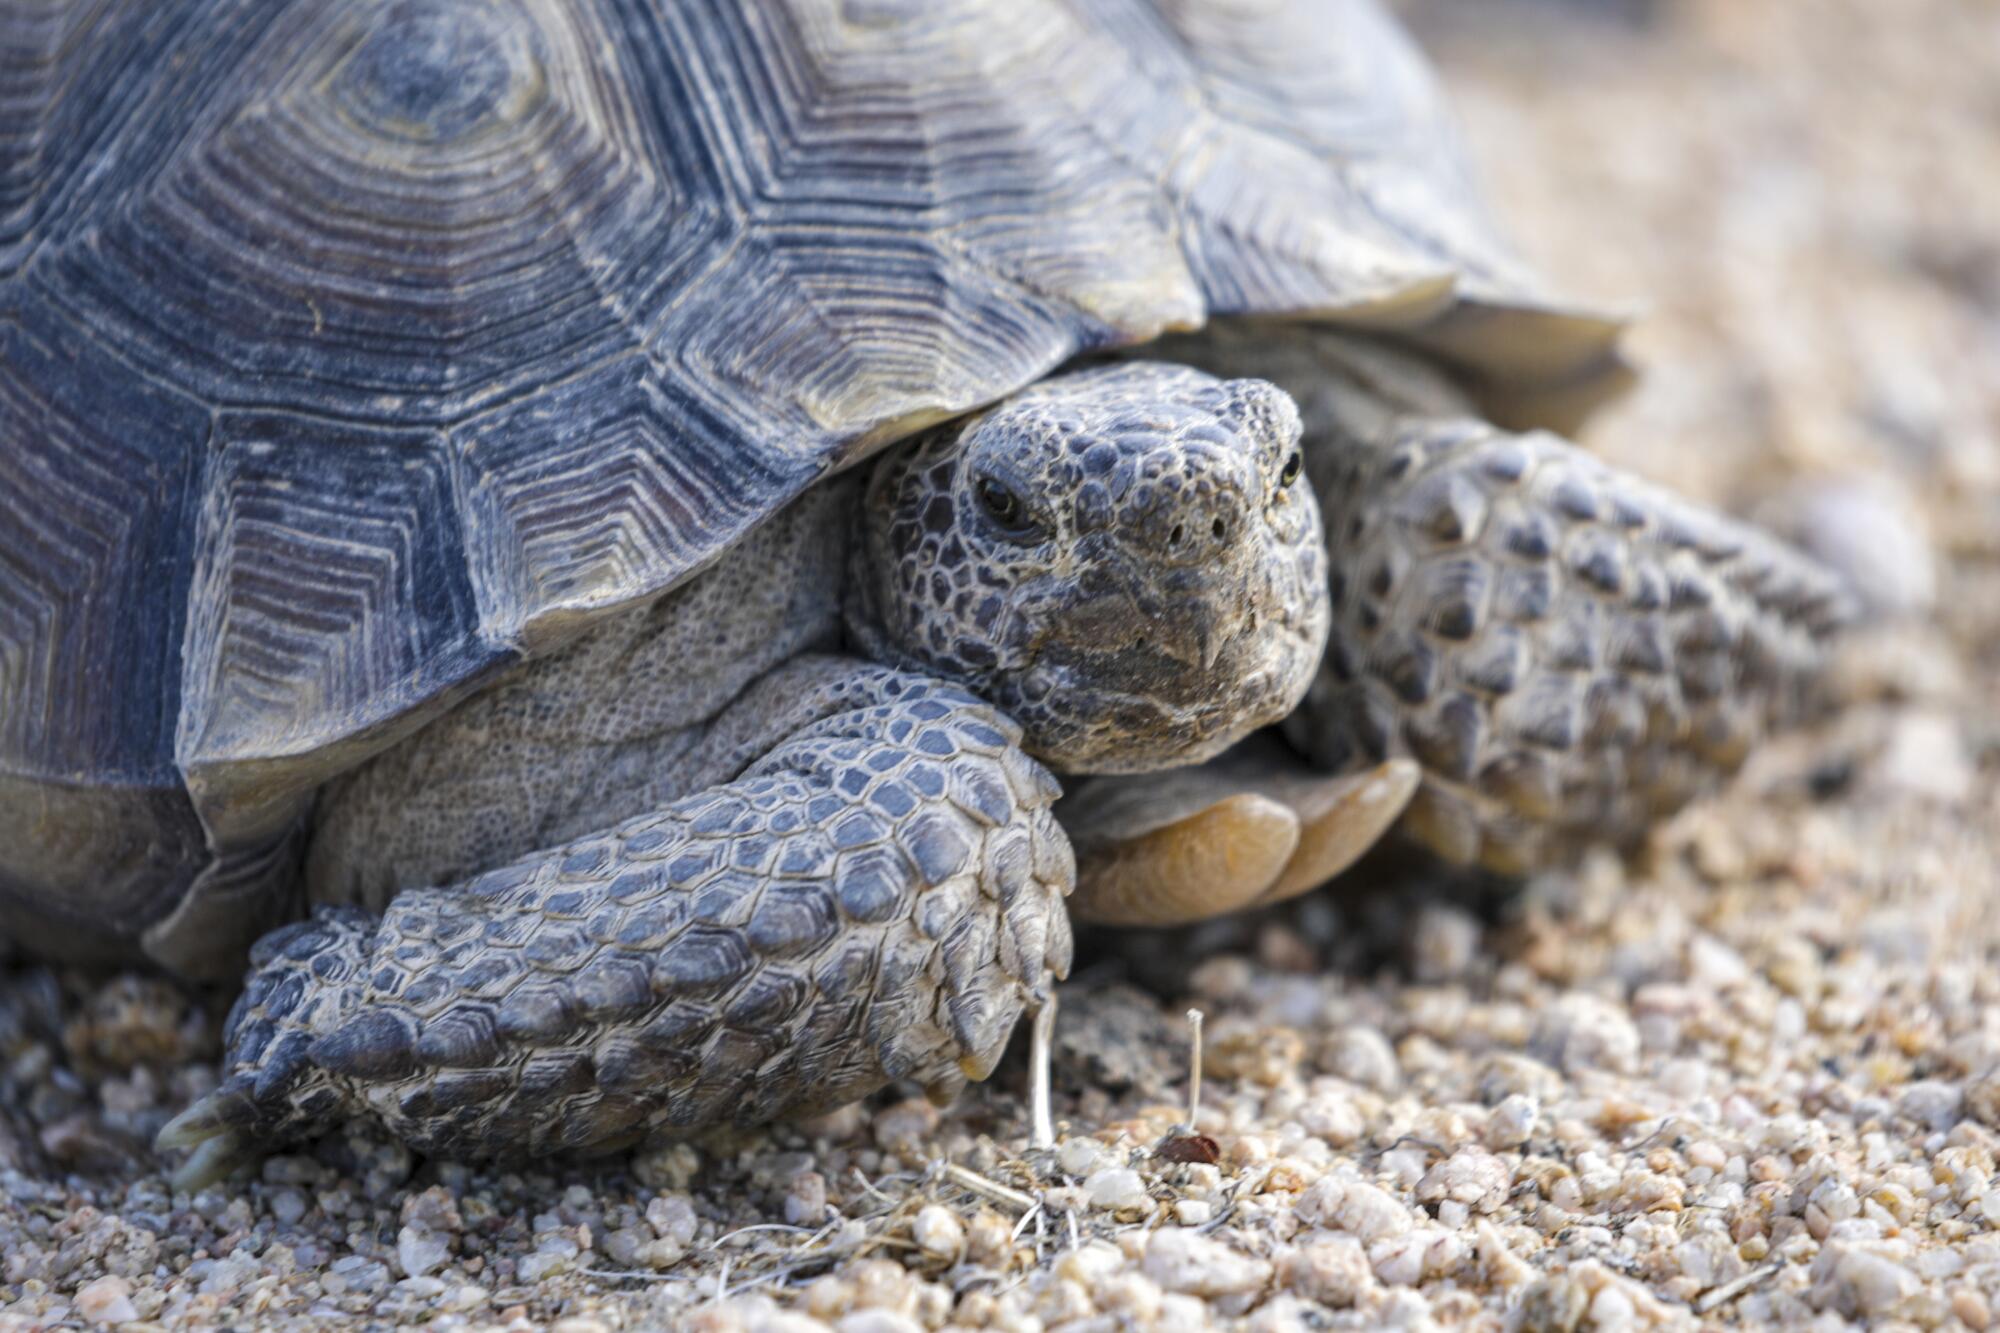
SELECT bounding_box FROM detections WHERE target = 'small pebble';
[872,1098,939,1153]
[911,1205,964,1262]
[1058,1136,1106,1176]
[1484,1094,1538,1149]
[1085,1167,1151,1213]
[397,1223,451,1279]
[1531,996,1641,1075]
[1144,1228,1273,1297]
[74,1276,138,1326]
[786,1170,829,1226]
[1278,1236,1374,1307]
[1813,1243,1920,1316]
[1323,1026,1401,1091]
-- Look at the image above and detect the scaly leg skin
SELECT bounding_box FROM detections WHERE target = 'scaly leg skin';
[1059,735,1418,926]
[1296,418,1850,874]
[157,659,1073,1186]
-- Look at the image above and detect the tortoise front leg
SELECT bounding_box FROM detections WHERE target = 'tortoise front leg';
[1057,418,1846,919]
[1131,328,1850,880]
[1295,417,1849,874]
[157,658,1072,1185]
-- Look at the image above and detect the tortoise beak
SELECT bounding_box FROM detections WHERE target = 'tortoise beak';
[1040,562,1261,687]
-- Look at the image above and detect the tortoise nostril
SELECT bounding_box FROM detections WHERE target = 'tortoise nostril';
[1139,492,1249,561]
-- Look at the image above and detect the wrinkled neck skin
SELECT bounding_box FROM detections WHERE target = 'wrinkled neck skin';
[845,361,1330,776]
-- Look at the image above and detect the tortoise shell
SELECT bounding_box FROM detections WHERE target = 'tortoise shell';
[0,0,1620,968]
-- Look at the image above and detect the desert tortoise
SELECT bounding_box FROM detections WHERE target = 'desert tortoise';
[0,0,1842,1181]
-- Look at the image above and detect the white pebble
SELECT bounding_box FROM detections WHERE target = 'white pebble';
[75,1276,138,1326]
[1278,1235,1374,1307]
[837,1312,926,1333]
[1674,1233,1741,1290]
[1531,995,1640,1075]
[199,1253,262,1295]
[1086,1167,1151,1213]
[397,1223,450,1279]
[786,1171,829,1227]
[1058,1137,1107,1177]
[1874,711,1976,804]
[517,1250,573,1283]
[1295,1177,1412,1240]
[1416,1148,1511,1213]
[1812,1242,1919,1316]
[1484,1094,1538,1149]
[1765,474,1935,618]
[647,1193,700,1245]
[1324,1026,1401,1091]
[1898,1080,1964,1132]
[1175,1199,1213,1226]
[1381,1145,1431,1188]
[1144,1227,1272,1296]
[1589,1282,1636,1329]
[1056,1240,1125,1289]
[1368,1229,1463,1286]
[1687,935,1750,988]
[871,1098,939,1152]
[1410,905,1482,982]
[1297,1087,1366,1146]
[1657,1058,1710,1103]
[911,1205,965,1261]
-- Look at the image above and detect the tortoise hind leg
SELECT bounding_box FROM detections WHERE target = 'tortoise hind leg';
[1060,735,1418,927]
[156,658,1072,1183]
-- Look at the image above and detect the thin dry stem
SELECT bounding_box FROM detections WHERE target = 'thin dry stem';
[937,1161,1037,1214]
[1030,993,1057,1149]
[1186,1007,1205,1130]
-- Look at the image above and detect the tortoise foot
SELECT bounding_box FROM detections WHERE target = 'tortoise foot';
[154,660,1073,1173]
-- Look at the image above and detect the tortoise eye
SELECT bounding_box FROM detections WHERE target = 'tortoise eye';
[1279,450,1304,489]
[975,476,1038,539]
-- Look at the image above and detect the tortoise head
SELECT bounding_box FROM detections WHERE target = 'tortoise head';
[847,361,1330,774]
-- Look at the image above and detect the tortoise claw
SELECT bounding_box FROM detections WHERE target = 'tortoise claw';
[157,1080,262,1184]
[168,1129,257,1192]
[155,1087,250,1151]
[157,1085,260,1189]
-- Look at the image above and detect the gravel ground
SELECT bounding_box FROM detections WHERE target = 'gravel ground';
[5,2,1998,1329]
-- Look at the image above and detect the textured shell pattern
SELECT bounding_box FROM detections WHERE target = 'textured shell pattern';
[0,0,1615,950]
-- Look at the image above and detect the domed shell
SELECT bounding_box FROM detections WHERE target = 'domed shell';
[0,0,1620,967]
